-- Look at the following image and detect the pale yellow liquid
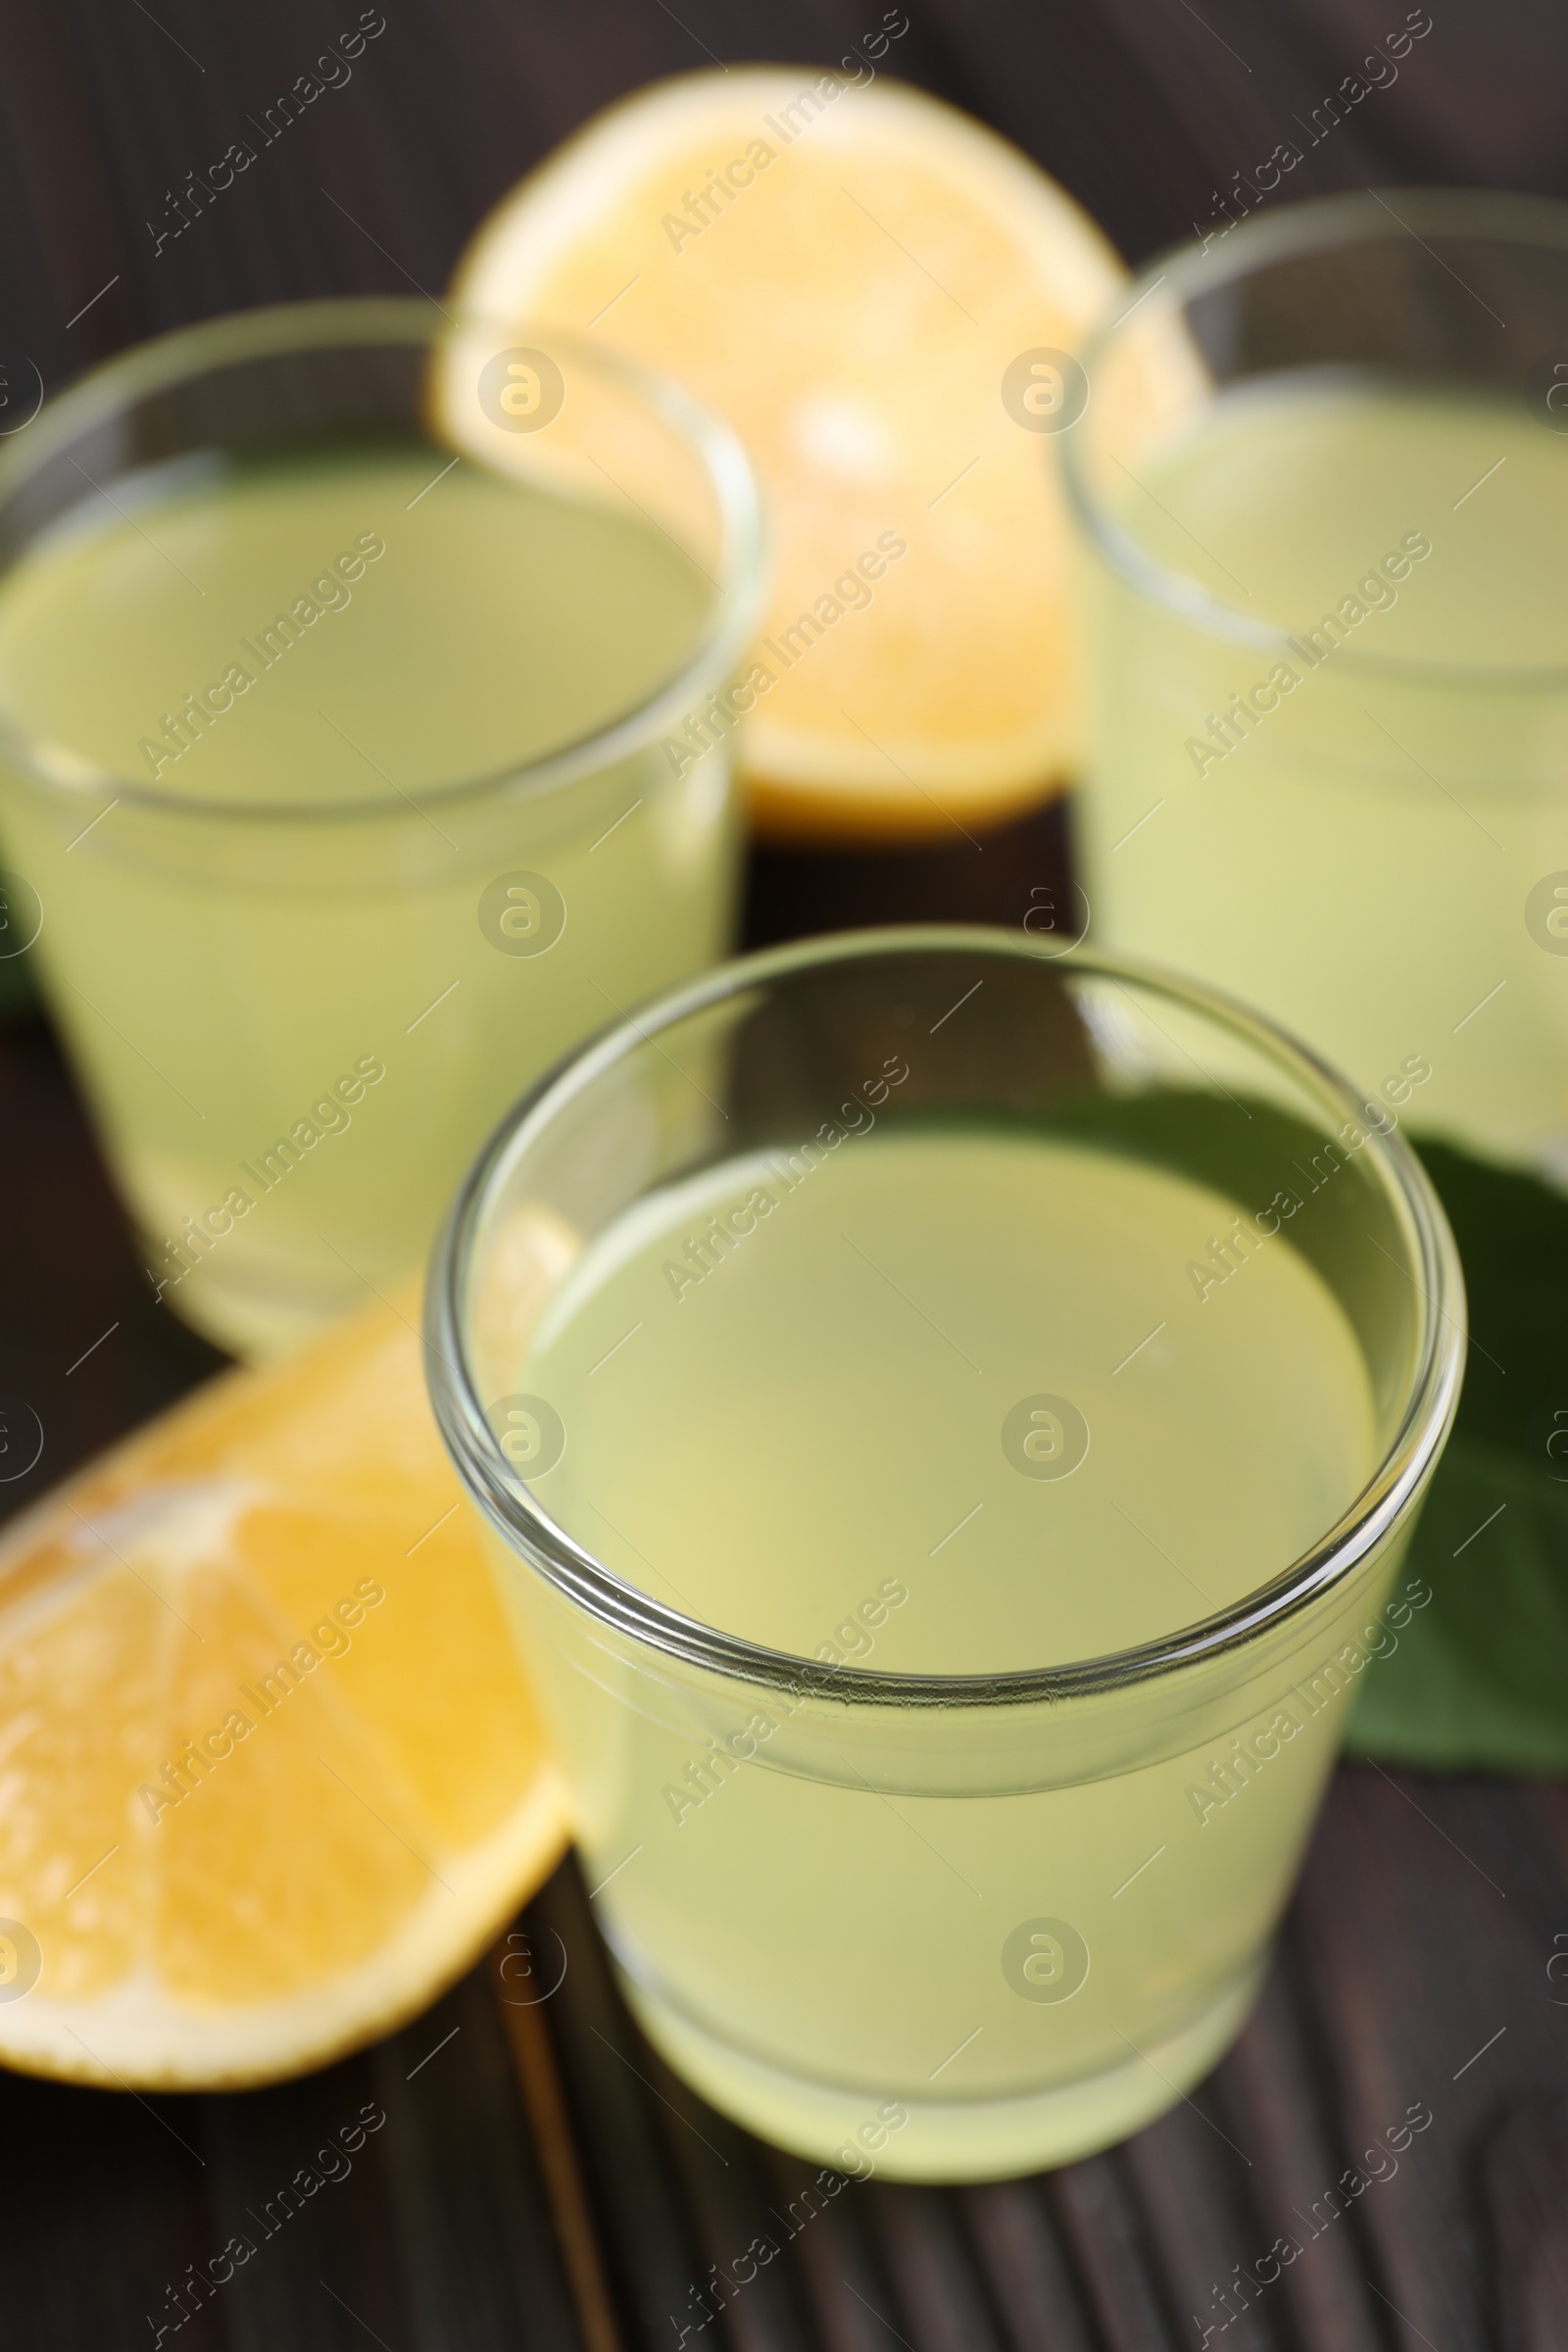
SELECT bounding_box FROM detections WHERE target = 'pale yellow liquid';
[0,446,729,1354]
[1078,384,1568,1176]
[504,1128,1383,2175]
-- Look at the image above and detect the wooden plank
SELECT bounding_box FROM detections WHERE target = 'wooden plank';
[525,1866,715,2343]
[638,2048,818,2352]
[1212,1962,1385,2352]
[206,2051,411,2352]
[1048,2153,1182,2350]
[1122,2096,1289,2352]
[1480,2097,1568,2352]
[370,1974,585,2350]
[958,2178,1100,2352]
[1292,1768,1537,2348]
[493,1932,627,2352]
[0,2069,224,2349]
[862,2183,1010,2352]
[759,2144,906,2352]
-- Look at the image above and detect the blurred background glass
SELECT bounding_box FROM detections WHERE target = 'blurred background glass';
[1066,189,1568,1180]
[0,298,763,1357]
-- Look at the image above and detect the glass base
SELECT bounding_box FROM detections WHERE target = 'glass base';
[614,1958,1265,2182]
[146,1244,358,1363]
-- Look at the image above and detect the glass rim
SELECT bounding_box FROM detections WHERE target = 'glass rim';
[425,922,1466,1710]
[0,294,767,826]
[1061,184,1568,688]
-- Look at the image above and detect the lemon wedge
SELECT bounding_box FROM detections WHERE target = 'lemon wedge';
[0,1281,564,2087]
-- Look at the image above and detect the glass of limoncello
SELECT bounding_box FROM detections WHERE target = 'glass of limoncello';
[0,299,763,1356]
[426,925,1462,2180]
[1063,189,1568,1179]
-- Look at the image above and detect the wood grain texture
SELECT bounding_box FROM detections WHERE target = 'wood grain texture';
[0,4,1563,2346]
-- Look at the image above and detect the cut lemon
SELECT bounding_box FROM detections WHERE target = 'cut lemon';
[0,1281,565,2088]
[442,69,1130,843]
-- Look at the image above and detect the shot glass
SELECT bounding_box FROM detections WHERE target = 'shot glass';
[427,925,1462,2180]
[0,298,764,1356]
[1062,188,1568,1179]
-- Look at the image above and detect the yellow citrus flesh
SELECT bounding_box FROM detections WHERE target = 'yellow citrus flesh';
[0,1281,565,2087]
[442,69,1129,842]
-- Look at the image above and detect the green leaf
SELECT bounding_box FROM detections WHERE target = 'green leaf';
[1347,1139,1568,1775]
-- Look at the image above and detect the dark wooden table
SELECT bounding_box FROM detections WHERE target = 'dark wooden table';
[3,3,1568,2344]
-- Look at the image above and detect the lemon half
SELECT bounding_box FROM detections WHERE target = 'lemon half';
[443,69,1129,842]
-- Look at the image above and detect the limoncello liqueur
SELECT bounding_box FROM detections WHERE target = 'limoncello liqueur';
[0,446,725,1352]
[1077,383,1568,1173]
[501,1125,1381,2170]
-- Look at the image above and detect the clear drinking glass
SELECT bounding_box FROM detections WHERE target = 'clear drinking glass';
[427,926,1462,2181]
[0,298,764,1356]
[1062,189,1568,1180]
